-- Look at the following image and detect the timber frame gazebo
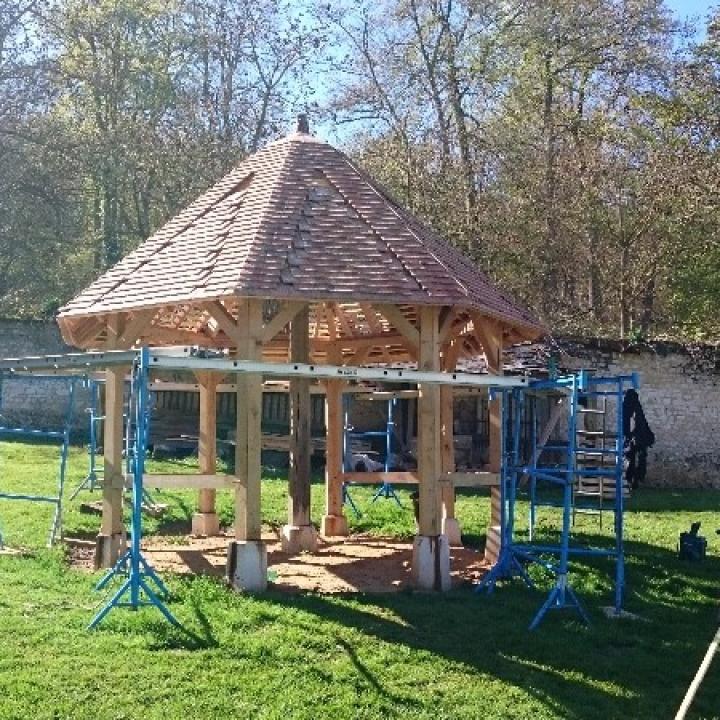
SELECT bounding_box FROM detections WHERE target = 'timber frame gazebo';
[56,117,543,591]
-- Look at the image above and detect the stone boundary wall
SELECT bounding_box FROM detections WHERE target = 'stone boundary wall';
[0,319,90,432]
[0,319,718,488]
[559,339,720,489]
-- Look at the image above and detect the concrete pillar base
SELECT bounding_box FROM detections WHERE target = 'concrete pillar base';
[412,534,451,591]
[94,532,126,570]
[191,512,221,537]
[442,517,463,547]
[484,524,501,565]
[226,541,267,592]
[320,514,349,538]
[281,524,318,554]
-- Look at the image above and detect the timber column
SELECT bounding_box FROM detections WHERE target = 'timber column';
[472,315,504,565]
[321,345,348,537]
[192,371,221,536]
[282,305,319,553]
[227,299,267,591]
[412,305,450,591]
[95,364,128,568]
[440,340,462,546]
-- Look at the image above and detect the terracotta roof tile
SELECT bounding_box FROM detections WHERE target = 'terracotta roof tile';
[58,130,542,338]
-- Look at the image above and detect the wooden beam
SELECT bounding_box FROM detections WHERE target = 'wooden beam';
[205,300,238,339]
[234,299,263,540]
[117,309,156,348]
[417,305,442,536]
[196,371,219,516]
[139,326,221,347]
[262,301,305,343]
[140,474,236,489]
[376,304,419,352]
[329,303,355,338]
[439,307,460,344]
[341,472,419,485]
[470,312,503,373]
[288,306,312,527]
[443,472,500,488]
[324,344,344,522]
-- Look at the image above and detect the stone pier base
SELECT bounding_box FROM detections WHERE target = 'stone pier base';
[94,532,127,570]
[191,512,221,537]
[281,524,319,554]
[412,534,451,591]
[226,540,267,592]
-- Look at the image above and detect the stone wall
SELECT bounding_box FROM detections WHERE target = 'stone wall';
[0,319,89,432]
[559,339,720,488]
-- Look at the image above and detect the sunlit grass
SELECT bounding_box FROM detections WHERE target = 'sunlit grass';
[0,440,718,719]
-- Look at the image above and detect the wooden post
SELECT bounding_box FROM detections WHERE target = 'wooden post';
[321,346,348,537]
[472,313,504,564]
[413,305,450,590]
[95,364,128,568]
[282,305,318,553]
[227,299,267,591]
[192,371,221,536]
[440,339,462,545]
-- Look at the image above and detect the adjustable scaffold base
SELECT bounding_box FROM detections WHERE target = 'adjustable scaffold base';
[70,471,100,501]
[529,575,590,631]
[371,482,402,507]
[89,549,179,629]
[476,545,535,594]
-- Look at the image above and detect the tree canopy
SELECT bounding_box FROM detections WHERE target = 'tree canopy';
[1,0,718,340]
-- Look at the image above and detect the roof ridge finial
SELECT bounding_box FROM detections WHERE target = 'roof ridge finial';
[296,113,310,134]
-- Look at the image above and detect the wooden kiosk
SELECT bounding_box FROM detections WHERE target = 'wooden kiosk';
[56,117,542,591]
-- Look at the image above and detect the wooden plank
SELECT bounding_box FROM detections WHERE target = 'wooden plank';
[443,472,500,488]
[341,472,419,485]
[376,304,419,353]
[139,474,236,489]
[234,299,263,540]
[289,306,312,526]
[417,305,441,535]
[262,301,304,343]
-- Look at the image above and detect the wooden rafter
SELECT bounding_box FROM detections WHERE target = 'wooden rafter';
[261,301,304,343]
[205,300,238,339]
[329,303,354,338]
[375,304,419,353]
[117,309,156,348]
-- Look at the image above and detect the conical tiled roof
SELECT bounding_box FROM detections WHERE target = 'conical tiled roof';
[57,127,542,347]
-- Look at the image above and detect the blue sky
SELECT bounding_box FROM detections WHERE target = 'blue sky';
[666,0,717,22]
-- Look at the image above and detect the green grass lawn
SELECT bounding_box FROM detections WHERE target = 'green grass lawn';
[0,440,719,719]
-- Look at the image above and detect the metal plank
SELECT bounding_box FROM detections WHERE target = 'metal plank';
[148,348,528,388]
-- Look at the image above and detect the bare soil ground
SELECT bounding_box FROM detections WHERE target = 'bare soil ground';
[68,529,490,593]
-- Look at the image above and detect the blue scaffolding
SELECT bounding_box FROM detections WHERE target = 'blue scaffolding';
[89,348,178,629]
[0,373,79,547]
[342,395,402,513]
[478,371,638,630]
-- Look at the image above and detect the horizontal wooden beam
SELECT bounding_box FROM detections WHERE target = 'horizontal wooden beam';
[443,471,500,488]
[133,474,237,489]
[340,471,500,487]
[341,471,419,485]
